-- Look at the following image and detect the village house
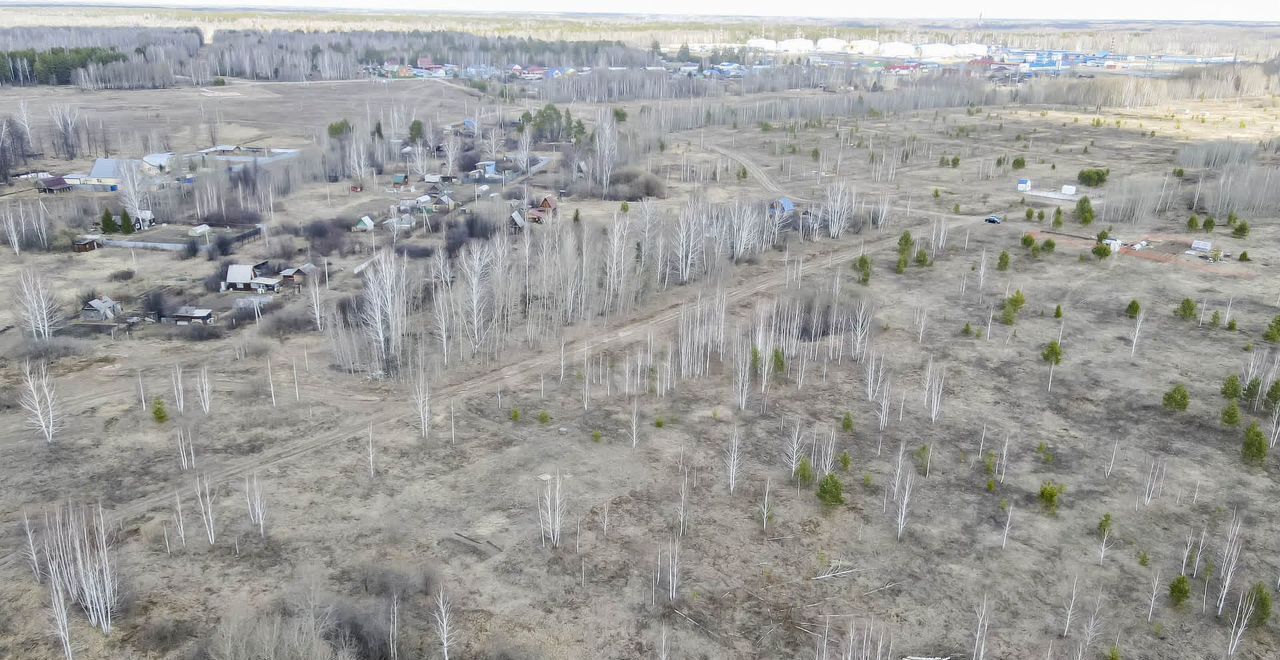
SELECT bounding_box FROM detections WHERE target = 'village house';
[80,297,123,322]
[72,237,100,253]
[165,306,215,325]
[221,262,281,294]
[526,194,559,223]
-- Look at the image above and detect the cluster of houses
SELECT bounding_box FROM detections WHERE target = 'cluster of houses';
[34,145,301,198]
[220,260,316,294]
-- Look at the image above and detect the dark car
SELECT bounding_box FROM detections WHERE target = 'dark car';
[985,215,1003,224]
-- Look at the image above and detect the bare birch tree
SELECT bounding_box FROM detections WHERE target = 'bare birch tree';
[20,359,60,443]
[18,269,61,341]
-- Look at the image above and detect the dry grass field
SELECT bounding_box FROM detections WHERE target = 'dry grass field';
[2,69,1280,660]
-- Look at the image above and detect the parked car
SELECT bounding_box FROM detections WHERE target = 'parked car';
[985,215,1003,224]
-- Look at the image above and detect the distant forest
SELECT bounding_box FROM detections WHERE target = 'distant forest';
[0,26,648,89]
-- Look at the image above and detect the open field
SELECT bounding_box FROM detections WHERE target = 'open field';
[2,21,1280,660]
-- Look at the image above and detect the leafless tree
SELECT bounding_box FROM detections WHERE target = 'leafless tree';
[594,112,618,193]
[195,365,213,415]
[758,478,772,531]
[1001,503,1013,549]
[1130,310,1145,356]
[23,510,41,581]
[118,161,148,219]
[972,594,990,660]
[433,590,455,660]
[783,421,802,478]
[442,133,461,176]
[1061,574,1079,637]
[175,427,195,471]
[1225,587,1257,657]
[1098,527,1115,564]
[48,570,74,658]
[48,105,81,159]
[20,359,60,443]
[244,472,266,538]
[42,502,118,634]
[170,364,185,415]
[172,491,186,549]
[409,357,432,443]
[1215,512,1245,617]
[724,428,742,494]
[1147,570,1161,622]
[307,273,325,332]
[194,474,217,545]
[516,128,533,173]
[895,471,914,541]
[539,471,567,548]
[1072,595,1104,660]
[18,269,61,341]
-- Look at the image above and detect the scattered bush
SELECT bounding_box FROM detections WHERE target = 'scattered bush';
[839,451,852,472]
[1175,298,1198,321]
[816,474,844,506]
[997,251,1010,271]
[1054,304,1063,319]
[796,457,814,486]
[1077,168,1109,187]
[1097,513,1113,536]
[1125,299,1141,319]
[152,399,168,424]
[1232,221,1250,239]
[1021,233,1035,248]
[1091,242,1112,259]
[654,417,665,428]
[1243,422,1267,463]
[510,409,521,422]
[1038,481,1066,513]
[1221,401,1241,427]
[1169,575,1191,606]
[1075,196,1095,225]
[1264,316,1280,343]
[1204,217,1216,232]
[537,411,550,424]
[108,269,135,282]
[1011,156,1026,169]
[1222,374,1242,400]
[1187,215,1200,231]
[841,412,854,434]
[855,255,871,285]
[1239,251,1251,262]
[1163,384,1190,412]
[1249,583,1272,628]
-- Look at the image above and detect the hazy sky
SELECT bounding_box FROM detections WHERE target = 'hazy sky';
[58,0,1280,22]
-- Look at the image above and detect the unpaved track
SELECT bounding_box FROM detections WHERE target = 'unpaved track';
[0,148,978,570]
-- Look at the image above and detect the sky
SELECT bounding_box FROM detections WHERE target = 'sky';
[46,0,1280,22]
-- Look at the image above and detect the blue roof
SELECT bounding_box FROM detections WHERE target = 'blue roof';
[777,197,796,212]
[89,158,123,179]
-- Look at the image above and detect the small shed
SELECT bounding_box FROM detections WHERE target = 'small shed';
[510,211,527,231]
[168,307,215,325]
[1060,185,1077,195]
[279,263,317,284]
[35,176,72,194]
[769,197,797,219]
[248,277,282,294]
[1016,179,1032,192]
[353,216,376,232]
[392,174,408,185]
[222,264,256,291]
[536,195,559,218]
[188,224,211,237]
[73,237,100,253]
[80,297,122,322]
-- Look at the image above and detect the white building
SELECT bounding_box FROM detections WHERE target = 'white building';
[746,38,777,51]
[878,41,916,58]
[816,38,848,53]
[849,39,879,55]
[778,38,815,53]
